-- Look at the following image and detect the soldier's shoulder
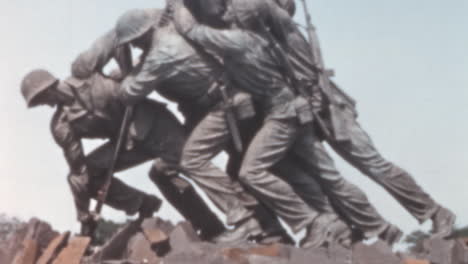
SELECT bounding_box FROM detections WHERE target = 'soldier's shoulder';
[64,76,88,90]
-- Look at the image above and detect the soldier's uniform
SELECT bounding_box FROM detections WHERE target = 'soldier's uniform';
[178,0,397,238]
[230,0,442,226]
[176,13,338,239]
[73,6,340,243]
[74,7,266,230]
[51,72,225,239]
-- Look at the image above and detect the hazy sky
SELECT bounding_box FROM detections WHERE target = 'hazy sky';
[0,0,467,244]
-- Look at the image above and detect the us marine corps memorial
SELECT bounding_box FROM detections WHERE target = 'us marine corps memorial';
[17,0,459,263]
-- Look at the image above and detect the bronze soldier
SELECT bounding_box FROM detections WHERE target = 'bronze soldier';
[192,0,400,246]
[20,68,226,240]
[240,0,455,238]
[72,7,300,244]
[174,0,399,248]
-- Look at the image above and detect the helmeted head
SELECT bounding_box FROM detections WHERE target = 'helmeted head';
[21,69,59,108]
[115,8,160,47]
[184,0,228,28]
[275,0,296,17]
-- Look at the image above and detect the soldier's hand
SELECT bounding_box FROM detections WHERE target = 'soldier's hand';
[79,212,101,237]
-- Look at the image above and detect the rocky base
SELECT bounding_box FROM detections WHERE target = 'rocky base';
[3,217,468,264]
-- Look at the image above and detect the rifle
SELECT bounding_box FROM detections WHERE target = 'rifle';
[255,16,332,137]
[300,0,333,95]
[178,28,243,153]
[300,0,353,141]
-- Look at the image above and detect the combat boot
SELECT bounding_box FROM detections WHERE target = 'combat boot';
[255,229,295,245]
[431,206,456,238]
[300,213,334,249]
[378,224,403,246]
[329,218,353,248]
[212,217,263,244]
[138,194,162,219]
[250,205,294,245]
[301,213,354,249]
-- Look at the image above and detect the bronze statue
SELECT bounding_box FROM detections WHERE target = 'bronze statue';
[20,0,456,252]
[20,68,226,240]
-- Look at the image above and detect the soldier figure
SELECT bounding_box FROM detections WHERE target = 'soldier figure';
[21,0,456,250]
[72,7,302,244]
[20,68,226,240]
[260,0,456,238]
[198,0,455,239]
[175,0,410,247]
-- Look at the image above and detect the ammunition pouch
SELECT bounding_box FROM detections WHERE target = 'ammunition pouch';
[328,101,355,142]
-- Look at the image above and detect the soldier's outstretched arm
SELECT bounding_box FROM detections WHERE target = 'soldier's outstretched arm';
[175,16,250,56]
[71,29,131,79]
[50,108,91,221]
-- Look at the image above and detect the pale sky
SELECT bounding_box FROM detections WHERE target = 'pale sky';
[0,0,467,245]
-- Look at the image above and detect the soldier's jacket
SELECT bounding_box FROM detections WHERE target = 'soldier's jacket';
[72,6,255,127]
[72,8,223,109]
[224,0,358,136]
[50,73,165,175]
[180,11,302,120]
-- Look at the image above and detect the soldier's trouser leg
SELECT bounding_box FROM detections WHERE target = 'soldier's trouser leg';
[77,142,152,217]
[238,118,319,233]
[272,157,333,214]
[181,108,257,221]
[227,119,334,234]
[141,115,227,240]
[225,150,283,234]
[226,139,332,215]
[75,140,224,238]
[292,125,389,238]
[149,160,225,240]
[328,118,438,223]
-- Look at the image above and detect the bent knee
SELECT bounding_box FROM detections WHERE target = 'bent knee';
[238,166,260,185]
[180,155,195,171]
[180,150,206,172]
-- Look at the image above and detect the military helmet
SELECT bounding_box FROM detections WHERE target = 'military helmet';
[275,0,296,16]
[21,69,58,107]
[115,8,160,46]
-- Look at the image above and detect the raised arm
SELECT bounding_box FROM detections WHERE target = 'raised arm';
[71,30,132,79]
[174,4,253,57]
